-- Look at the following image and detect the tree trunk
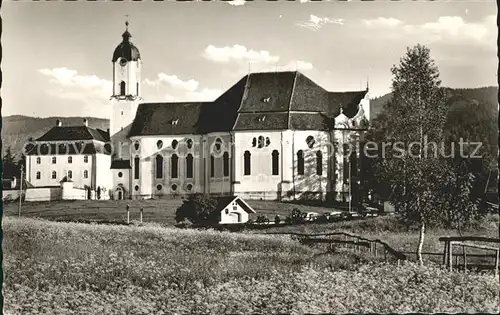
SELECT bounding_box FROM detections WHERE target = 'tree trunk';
[417,220,425,265]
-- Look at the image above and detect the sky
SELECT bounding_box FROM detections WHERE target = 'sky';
[2,0,497,119]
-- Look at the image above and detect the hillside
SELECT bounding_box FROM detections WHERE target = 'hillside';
[1,115,109,159]
[370,86,498,119]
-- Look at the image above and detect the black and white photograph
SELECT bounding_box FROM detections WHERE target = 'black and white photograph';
[1,0,499,313]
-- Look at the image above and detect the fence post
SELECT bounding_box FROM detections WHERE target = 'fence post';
[126,204,130,225]
[448,241,453,272]
[442,241,448,267]
[462,245,467,272]
[495,249,499,278]
[140,208,143,223]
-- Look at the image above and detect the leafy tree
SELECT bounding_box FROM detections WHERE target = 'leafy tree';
[369,44,480,265]
[175,194,219,225]
[2,146,19,179]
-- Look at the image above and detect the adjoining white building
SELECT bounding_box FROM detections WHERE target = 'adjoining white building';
[26,21,371,202]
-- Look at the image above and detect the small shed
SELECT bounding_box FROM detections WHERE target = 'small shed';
[215,196,256,224]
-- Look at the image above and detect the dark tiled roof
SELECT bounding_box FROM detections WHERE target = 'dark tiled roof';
[128,71,368,135]
[128,102,205,136]
[233,112,289,131]
[238,72,296,112]
[111,160,131,169]
[35,126,110,142]
[25,141,111,155]
[328,91,367,118]
[2,179,34,191]
[289,113,331,130]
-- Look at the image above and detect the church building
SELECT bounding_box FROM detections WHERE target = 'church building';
[26,22,371,202]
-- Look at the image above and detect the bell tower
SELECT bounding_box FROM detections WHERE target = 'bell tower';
[110,20,142,139]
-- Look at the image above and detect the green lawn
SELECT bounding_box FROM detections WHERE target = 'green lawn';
[2,198,337,225]
[2,216,499,314]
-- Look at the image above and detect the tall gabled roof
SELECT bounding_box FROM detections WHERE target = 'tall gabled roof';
[127,71,368,136]
[35,126,110,142]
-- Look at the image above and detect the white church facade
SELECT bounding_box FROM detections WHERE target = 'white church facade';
[25,22,371,202]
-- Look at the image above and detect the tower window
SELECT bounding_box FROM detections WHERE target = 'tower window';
[120,81,126,96]
[156,154,164,179]
[186,154,194,179]
[316,150,323,176]
[223,152,229,177]
[244,151,251,175]
[297,150,304,175]
[272,150,279,175]
[171,154,179,179]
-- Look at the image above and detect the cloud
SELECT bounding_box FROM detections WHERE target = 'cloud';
[252,60,314,73]
[415,16,490,41]
[362,17,403,28]
[144,73,199,92]
[296,14,344,31]
[203,44,280,64]
[143,73,222,102]
[38,67,112,106]
[226,0,246,6]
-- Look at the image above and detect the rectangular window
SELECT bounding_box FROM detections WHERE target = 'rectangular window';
[223,152,229,177]
[52,157,57,164]
[84,156,89,163]
[68,156,72,164]
[36,157,41,164]
[68,171,73,179]
[36,172,41,180]
[134,157,140,179]
[84,170,88,179]
[210,155,215,178]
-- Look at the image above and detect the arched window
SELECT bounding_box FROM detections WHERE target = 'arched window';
[68,171,73,179]
[156,155,164,179]
[52,171,57,179]
[257,136,265,148]
[244,151,251,175]
[186,138,193,149]
[272,150,279,175]
[36,171,41,180]
[186,154,194,178]
[210,155,215,178]
[84,170,88,179]
[223,152,229,177]
[343,144,350,184]
[171,154,178,178]
[134,156,140,179]
[316,150,323,176]
[120,81,126,96]
[297,150,304,175]
[36,157,41,164]
[157,140,163,149]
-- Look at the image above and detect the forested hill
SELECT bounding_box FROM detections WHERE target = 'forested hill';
[370,86,498,119]
[1,116,109,159]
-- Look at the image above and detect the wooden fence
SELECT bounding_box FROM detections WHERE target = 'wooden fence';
[439,236,500,276]
[264,231,407,263]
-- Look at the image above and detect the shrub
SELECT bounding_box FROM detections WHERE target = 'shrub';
[256,215,269,224]
[175,194,219,225]
[274,215,281,225]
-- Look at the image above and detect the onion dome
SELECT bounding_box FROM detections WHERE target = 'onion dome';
[112,21,141,62]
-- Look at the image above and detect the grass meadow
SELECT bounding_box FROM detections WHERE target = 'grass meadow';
[3,216,499,314]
